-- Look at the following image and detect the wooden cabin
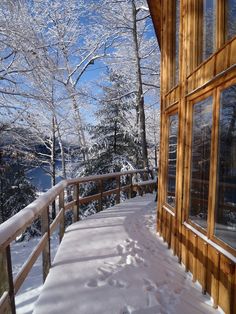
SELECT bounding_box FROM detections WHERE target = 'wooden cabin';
[147,1,236,313]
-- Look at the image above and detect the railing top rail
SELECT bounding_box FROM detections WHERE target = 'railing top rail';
[67,169,150,185]
[0,168,155,249]
[0,180,67,249]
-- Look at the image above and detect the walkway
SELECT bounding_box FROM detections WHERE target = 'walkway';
[34,195,219,314]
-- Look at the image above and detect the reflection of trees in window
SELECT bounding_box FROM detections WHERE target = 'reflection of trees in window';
[215,85,236,249]
[189,97,212,229]
[226,0,236,41]
[202,0,216,60]
[166,114,178,208]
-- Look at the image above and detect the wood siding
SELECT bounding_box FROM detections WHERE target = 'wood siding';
[148,1,236,313]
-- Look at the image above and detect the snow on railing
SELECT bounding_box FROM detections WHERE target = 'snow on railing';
[0,169,157,314]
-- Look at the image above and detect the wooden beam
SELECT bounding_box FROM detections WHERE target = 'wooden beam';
[147,0,162,49]
[14,234,47,294]
[41,207,51,282]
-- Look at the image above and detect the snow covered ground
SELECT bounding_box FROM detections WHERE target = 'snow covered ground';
[30,194,221,314]
[11,231,59,314]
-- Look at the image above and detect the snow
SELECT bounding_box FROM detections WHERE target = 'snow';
[31,194,220,314]
[11,232,59,314]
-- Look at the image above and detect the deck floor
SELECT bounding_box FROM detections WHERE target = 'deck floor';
[34,195,219,314]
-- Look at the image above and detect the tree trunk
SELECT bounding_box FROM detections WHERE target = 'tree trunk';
[71,94,89,162]
[132,0,149,170]
[55,116,66,180]
[67,83,89,163]
[51,116,56,219]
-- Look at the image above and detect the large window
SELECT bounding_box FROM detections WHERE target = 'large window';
[214,85,236,249]
[189,96,213,229]
[202,0,216,60]
[166,114,178,208]
[226,0,236,41]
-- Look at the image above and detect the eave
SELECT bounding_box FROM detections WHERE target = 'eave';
[147,0,162,49]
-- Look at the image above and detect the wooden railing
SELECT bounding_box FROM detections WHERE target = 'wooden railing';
[0,169,156,314]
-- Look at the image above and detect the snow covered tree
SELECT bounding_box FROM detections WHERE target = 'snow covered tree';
[93,0,160,169]
[0,151,36,223]
[86,72,139,174]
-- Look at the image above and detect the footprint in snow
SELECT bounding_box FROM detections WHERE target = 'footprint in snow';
[120,305,134,314]
[165,270,175,277]
[97,266,112,280]
[107,278,127,288]
[86,278,98,288]
[117,244,126,255]
[143,278,157,292]
[125,238,132,243]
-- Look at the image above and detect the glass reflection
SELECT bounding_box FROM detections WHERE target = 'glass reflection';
[226,0,236,41]
[189,96,212,229]
[166,114,178,208]
[215,85,236,249]
[202,0,216,60]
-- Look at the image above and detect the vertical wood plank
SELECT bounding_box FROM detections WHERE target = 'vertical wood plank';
[73,184,80,222]
[215,48,228,75]
[6,246,15,314]
[212,252,220,308]
[116,176,120,204]
[185,229,189,272]
[228,264,235,314]
[192,234,197,282]
[168,214,172,249]
[163,210,167,242]
[202,242,207,294]
[59,191,65,243]
[229,39,236,66]
[41,207,51,282]
[219,256,235,313]
[98,179,103,212]
[129,174,133,199]
[0,247,15,314]
[234,267,236,314]
[216,0,225,49]
[0,249,8,299]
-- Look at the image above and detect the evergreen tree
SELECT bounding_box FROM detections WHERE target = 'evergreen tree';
[0,151,36,224]
[87,72,140,175]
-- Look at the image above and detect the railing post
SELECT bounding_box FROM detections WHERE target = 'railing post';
[73,184,80,222]
[59,191,65,242]
[41,206,51,282]
[0,246,15,314]
[129,173,133,198]
[98,179,103,212]
[116,176,120,204]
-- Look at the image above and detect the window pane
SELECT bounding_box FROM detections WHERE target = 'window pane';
[166,114,178,207]
[189,97,213,229]
[203,0,216,60]
[226,0,236,41]
[215,85,236,249]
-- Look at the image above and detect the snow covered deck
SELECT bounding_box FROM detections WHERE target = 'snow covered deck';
[33,195,220,314]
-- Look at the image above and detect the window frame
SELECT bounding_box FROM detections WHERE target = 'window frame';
[185,77,236,256]
[210,78,236,255]
[164,107,179,212]
[187,0,233,75]
[185,90,215,236]
[165,0,180,91]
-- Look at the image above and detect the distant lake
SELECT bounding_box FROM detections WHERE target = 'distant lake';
[27,161,63,192]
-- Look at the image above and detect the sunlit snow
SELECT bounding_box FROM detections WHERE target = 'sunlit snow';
[12,195,220,314]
